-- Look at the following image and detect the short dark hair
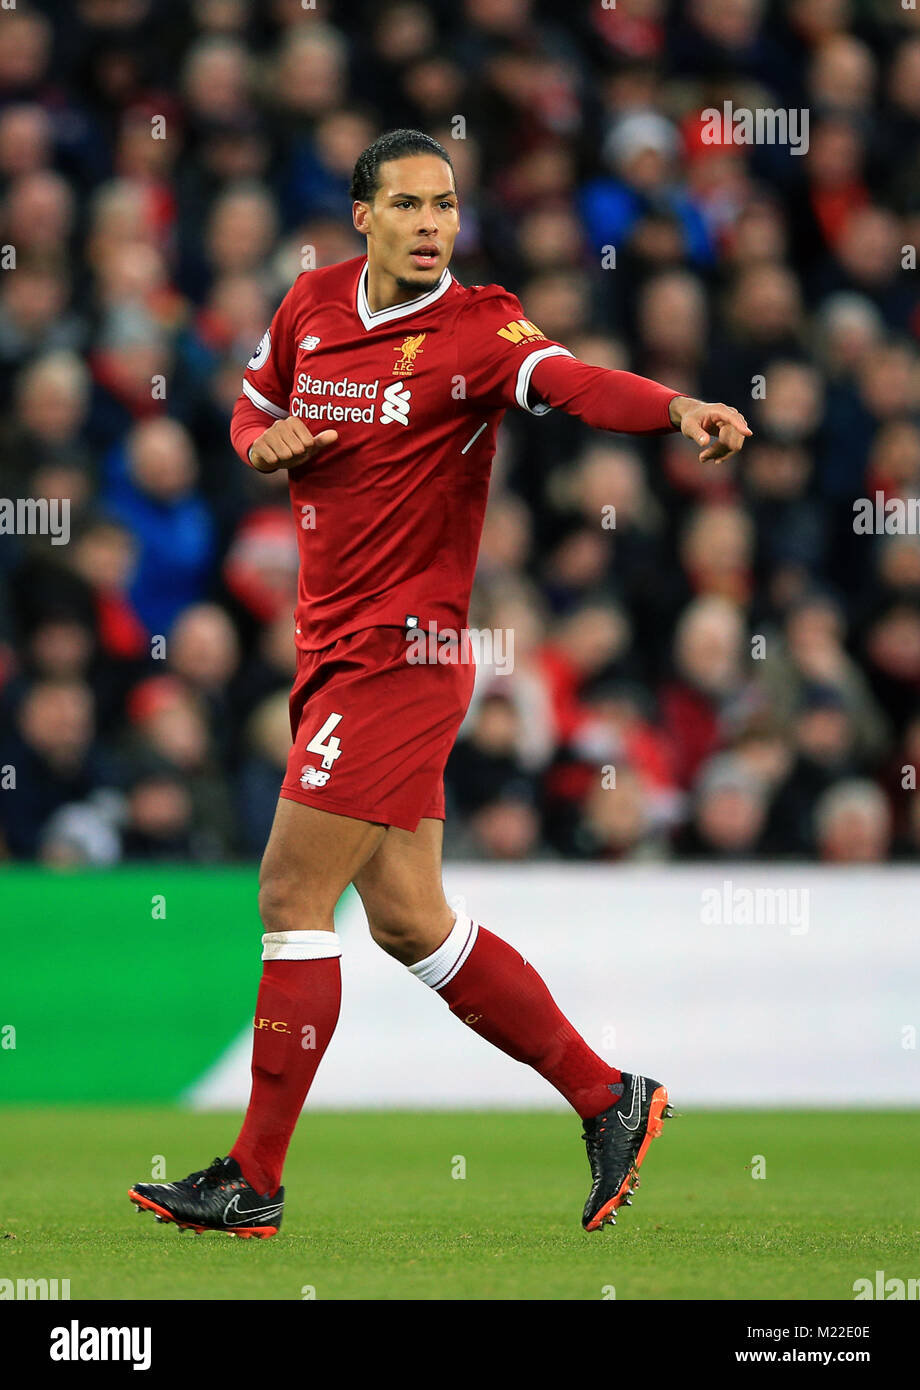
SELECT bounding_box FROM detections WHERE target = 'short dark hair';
[350,128,455,203]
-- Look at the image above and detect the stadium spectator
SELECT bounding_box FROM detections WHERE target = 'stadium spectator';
[236,689,294,856]
[0,677,113,858]
[121,674,236,857]
[121,767,200,861]
[660,595,752,789]
[679,753,771,859]
[446,690,538,819]
[103,417,216,636]
[37,795,123,868]
[815,778,893,863]
[567,764,668,861]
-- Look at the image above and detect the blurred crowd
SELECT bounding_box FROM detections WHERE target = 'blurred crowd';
[1,0,919,865]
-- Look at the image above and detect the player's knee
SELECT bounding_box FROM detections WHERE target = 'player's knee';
[258,874,331,935]
[366,912,425,960]
[366,907,453,964]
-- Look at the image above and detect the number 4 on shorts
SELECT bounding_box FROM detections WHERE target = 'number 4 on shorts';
[306,712,343,770]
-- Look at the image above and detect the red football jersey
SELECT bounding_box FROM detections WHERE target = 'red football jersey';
[236,255,572,652]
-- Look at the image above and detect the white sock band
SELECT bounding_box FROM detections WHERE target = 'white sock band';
[408,911,479,990]
[261,930,342,961]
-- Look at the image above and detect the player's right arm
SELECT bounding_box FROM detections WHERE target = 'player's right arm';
[247,417,338,473]
[230,278,337,473]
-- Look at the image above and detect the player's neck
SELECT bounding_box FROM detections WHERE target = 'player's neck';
[365,260,442,313]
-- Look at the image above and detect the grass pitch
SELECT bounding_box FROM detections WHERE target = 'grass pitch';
[2,1107,917,1300]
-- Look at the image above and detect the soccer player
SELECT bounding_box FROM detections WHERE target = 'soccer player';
[129,129,750,1238]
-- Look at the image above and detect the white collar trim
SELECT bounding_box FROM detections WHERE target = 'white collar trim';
[356,260,452,330]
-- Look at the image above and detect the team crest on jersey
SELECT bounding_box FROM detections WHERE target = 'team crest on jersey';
[496,318,545,345]
[248,330,271,370]
[392,333,426,376]
[299,335,320,350]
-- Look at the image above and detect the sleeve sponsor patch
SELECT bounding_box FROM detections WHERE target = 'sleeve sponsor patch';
[496,318,546,345]
[248,329,272,370]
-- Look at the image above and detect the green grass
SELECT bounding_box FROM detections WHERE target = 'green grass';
[1,1108,918,1300]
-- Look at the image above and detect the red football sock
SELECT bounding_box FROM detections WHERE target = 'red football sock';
[409,915,623,1119]
[230,932,342,1194]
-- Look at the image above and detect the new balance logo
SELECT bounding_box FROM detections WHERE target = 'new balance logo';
[300,766,330,788]
[299,335,320,350]
[380,381,411,426]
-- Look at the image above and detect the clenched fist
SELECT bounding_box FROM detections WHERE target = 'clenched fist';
[249,418,338,473]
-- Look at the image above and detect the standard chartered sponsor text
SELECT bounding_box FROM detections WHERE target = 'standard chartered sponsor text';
[291,373,378,424]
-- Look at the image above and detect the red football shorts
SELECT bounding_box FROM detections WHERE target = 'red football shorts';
[280,625,475,832]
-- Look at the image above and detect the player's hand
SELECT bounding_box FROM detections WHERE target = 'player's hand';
[670,397,752,463]
[249,419,338,473]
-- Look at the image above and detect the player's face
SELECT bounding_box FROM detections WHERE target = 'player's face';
[355,154,459,297]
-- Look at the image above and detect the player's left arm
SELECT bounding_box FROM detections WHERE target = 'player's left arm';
[459,290,751,463]
[527,353,752,462]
